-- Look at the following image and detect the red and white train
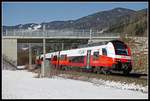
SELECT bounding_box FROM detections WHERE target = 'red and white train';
[35,40,132,74]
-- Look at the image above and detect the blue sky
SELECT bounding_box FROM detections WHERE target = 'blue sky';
[2,2,148,26]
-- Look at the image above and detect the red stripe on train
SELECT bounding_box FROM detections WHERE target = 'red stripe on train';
[37,55,131,68]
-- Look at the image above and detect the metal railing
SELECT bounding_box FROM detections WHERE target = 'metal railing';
[3,29,120,38]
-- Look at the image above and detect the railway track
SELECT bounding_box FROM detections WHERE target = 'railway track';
[55,66,148,79]
[56,70,148,86]
[105,71,147,79]
[31,66,148,87]
[59,69,148,79]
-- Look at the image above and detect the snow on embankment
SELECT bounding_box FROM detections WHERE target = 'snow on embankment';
[89,78,148,93]
[2,70,148,99]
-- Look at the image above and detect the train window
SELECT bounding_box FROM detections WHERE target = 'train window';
[69,56,84,63]
[53,55,57,61]
[51,55,53,59]
[113,42,128,55]
[102,48,107,56]
[93,51,99,60]
[60,55,67,60]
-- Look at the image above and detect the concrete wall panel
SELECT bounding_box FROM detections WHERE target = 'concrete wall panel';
[2,39,17,66]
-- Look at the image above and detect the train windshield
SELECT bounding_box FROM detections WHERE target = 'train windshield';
[112,41,128,55]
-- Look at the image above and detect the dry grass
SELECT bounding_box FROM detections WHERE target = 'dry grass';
[132,54,148,74]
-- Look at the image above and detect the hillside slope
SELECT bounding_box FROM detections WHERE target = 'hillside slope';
[3,8,148,36]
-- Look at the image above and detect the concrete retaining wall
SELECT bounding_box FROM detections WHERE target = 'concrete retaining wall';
[2,38,17,66]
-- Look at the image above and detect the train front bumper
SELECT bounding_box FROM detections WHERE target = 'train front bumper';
[112,60,132,72]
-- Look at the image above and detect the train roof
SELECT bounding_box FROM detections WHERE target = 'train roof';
[77,39,124,48]
[110,39,125,44]
[38,39,125,58]
[78,41,109,48]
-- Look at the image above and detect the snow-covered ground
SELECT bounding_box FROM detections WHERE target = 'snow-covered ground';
[2,70,148,99]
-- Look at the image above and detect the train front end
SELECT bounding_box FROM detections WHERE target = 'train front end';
[111,40,132,75]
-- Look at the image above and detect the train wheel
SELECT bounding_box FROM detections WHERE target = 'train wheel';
[60,65,64,70]
[100,67,112,75]
[94,67,103,74]
[64,66,69,71]
[61,66,66,71]
[100,67,107,74]
[93,67,99,74]
[91,66,95,73]
[122,64,131,75]
[123,70,130,75]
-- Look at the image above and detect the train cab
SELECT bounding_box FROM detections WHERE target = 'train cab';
[111,40,132,74]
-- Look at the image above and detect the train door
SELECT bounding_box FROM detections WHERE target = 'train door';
[57,51,60,68]
[86,50,91,69]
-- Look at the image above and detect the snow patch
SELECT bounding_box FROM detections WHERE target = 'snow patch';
[18,24,23,28]
[33,25,41,30]
[2,70,148,99]
[28,27,32,30]
[30,24,34,27]
[90,78,148,93]
[21,47,29,51]
[97,28,107,34]
[17,65,26,69]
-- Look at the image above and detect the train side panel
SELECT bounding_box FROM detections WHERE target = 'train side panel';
[35,40,132,74]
